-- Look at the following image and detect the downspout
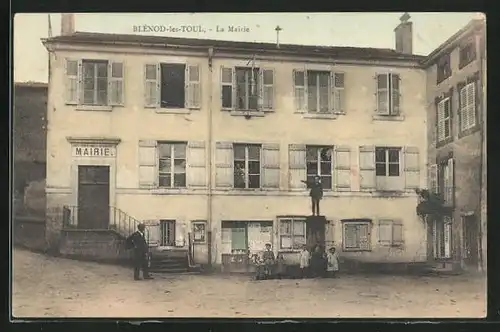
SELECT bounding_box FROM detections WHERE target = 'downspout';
[477,27,487,272]
[207,47,214,268]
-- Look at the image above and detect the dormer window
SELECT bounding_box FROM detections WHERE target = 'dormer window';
[459,38,477,69]
[436,53,452,84]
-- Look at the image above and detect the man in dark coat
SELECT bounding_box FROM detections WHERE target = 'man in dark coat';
[126,223,153,280]
[302,175,324,216]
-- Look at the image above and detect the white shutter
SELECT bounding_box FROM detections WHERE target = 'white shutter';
[429,164,438,194]
[262,143,280,189]
[334,145,351,191]
[378,221,392,245]
[186,64,201,109]
[392,221,404,245]
[359,223,370,250]
[187,141,207,188]
[175,221,187,247]
[460,85,468,131]
[432,219,438,258]
[446,158,454,205]
[221,66,235,110]
[144,63,160,108]
[444,218,452,259]
[293,69,306,112]
[333,72,345,113]
[144,220,160,247]
[108,61,124,106]
[262,68,275,111]
[288,144,306,189]
[404,146,420,190]
[65,59,80,105]
[437,100,445,142]
[138,140,158,188]
[467,82,476,128]
[359,146,376,190]
[391,73,401,115]
[376,74,389,115]
[215,142,234,188]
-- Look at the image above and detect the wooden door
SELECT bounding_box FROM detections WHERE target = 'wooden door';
[77,166,110,229]
[463,214,479,268]
[160,220,176,246]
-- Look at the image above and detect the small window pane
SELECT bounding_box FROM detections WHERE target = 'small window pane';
[388,163,399,177]
[83,62,95,78]
[307,162,318,175]
[234,145,245,160]
[174,159,186,173]
[97,63,108,78]
[248,161,260,175]
[306,175,316,185]
[222,86,232,108]
[174,144,186,159]
[111,63,123,78]
[280,220,292,234]
[293,236,306,248]
[158,144,171,158]
[321,176,331,189]
[320,148,332,161]
[263,70,273,85]
[173,173,186,187]
[248,146,260,160]
[388,149,399,163]
[375,148,386,163]
[248,175,260,188]
[159,158,171,173]
[318,72,329,87]
[294,71,305,86]
[320,162,331,176]
[293,221,305,236]
[159,174,171,187]
[376,163,386,176]
[306,147,318,161]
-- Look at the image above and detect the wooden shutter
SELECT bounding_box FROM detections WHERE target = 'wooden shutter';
[459,84,467,131]
[437,99,445,142]
[429,164,438,194]
[288,144,306,189]
[404,146,420,190]
[359,146,376,190]
[467,82,476,128]
[334,145,351,191]
[376,74,389,115]
[432,219,438,258]
[332,72,345,113]
[444,217,452,258]
[221,66,235,110]
[138,140,158,188]
[359,223,370,250]
[261,68,275,111]
[65,59,80,105]
[378,220,392,245]
[215,142,234,188]
[293,69,307,112]
[145,220,160,247]
[108,61,124,106]
[392,220,404,245]
[262,143,280,189]
[343,224,357,249]
[144,63,160,108]
[445,158,454,205]
[187,141,207,188]
[186,64,201,109]
[391,73,401,115]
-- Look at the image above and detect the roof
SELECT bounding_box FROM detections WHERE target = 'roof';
[44,32,425,62]
[14,82,48,89]
[422,18,485,67]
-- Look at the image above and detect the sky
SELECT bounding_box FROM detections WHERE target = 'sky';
[13,12,481,83]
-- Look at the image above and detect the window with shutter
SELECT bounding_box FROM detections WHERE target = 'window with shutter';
[82,60,109,106]
[378,220,404,246]
[186,64,201,109]
[288,144,307,189]
[261,143,280,189]
[376,73,401,115]
[145,220,161,246]
[279,218,306,249]
[215,142,234,188]
[460,82,477,131]
[332,72,345,113]
[342,220,371,251]
[138,140,158,188]
[334,145,351,191]
[221,66,235,110]
[437,97,451,142]
[144,63,160,108]
[233,143,262,189]
[293,69,306,112]
[65,59,79,105]
[187,141,207,188]
[359,146,376,190]
[158,142,187,188]
[306,145,333,190]
[375,146,403,191]
[261,69,275,111]
[108,61,124,106]
[404,146,420,190]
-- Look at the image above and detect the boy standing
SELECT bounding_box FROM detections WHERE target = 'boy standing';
[302,176,323,216]
[326,247,340,278]
[299,245,311,279]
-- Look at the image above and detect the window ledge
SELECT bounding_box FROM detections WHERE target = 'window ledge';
[75,105,113,112]
[303,113,338,120]
[436,136,454,148]
[342,249,372,252]
[458,124,481,139]
[155,108,192,115]
[230,110,265,117]
[372,114,405,122]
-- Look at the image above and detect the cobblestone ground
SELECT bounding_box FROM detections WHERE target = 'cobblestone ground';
[12,248,486,318]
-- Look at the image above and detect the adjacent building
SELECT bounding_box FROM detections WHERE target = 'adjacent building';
[422,18,486,272]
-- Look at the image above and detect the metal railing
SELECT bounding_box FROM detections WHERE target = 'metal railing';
[61,205,149,242]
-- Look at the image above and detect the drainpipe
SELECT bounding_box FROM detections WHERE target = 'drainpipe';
[477,26,487,272]
[207,47,214,268]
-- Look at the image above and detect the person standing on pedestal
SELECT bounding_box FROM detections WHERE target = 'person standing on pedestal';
[302,175,323,216]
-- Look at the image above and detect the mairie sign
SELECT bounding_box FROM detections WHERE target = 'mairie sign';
[72,145,116,158]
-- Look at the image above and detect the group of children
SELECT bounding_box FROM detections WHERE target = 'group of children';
[253,243,339,280]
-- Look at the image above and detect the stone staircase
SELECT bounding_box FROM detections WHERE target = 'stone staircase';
[149,249,199,274]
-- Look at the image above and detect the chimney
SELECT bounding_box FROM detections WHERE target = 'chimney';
[61,13,75,36]
[394,12,413,54]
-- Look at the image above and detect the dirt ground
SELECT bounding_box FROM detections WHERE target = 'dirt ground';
[11,248,486,318]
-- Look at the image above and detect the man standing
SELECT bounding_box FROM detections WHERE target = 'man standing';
[126,223,153,280]
[302,176,324,216]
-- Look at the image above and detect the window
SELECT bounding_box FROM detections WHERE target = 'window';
[158,142,187,188]
[342,220,371,251]
[160,220,176,246]
[437,97,452,142]
[459,82,477,131]
[433,217,452,259]
[233,144,261,189]
[192,221,206,243]
[306,145,333,190]
[65,59,124,107]
[279,218,306,249]
[438,158,454,206]
[294,70,345,114]
[459,39,476,69]
[378,220,404,246]
[221,66,275,111]
[144,63,200,109]
[375,147,400,177]
[436,54,452,84]
[376,73,400,115]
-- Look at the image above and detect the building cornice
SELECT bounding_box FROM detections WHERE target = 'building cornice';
[66,136,122,145]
